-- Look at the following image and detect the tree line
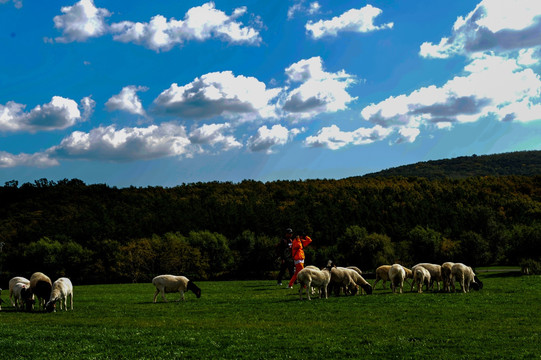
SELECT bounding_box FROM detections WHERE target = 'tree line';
[0,174,540,284]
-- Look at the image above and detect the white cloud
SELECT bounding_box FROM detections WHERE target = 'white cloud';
[288,1,320,20]
[0,151,58,168]
[50,123,192,161]
[0,96,93,133]
[306,5,393,39]
[110,2,260,51]
[53,0,110,43]
[189,123,242,151]
[361,53,541,134]
[106,86,148,116]
[304,124,392,150]
[0,0,22,8]
[420,0,541,58]
[247,124,301,153]
[282,57,357,118]
[396,127,421,144]
[153,71,281,120]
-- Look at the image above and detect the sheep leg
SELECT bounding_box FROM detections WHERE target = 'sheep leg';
[153,289,160,303]
[179,290,185,301]
[70,293,73,310]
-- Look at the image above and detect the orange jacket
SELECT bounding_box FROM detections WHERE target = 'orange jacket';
[291,236,312,261]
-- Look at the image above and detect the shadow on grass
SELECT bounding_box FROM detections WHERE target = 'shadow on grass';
[482,271,522,278]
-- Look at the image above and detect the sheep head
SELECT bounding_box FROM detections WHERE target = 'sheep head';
[45,300,57,312]
[361,283,373,295]
[187,281,202,298]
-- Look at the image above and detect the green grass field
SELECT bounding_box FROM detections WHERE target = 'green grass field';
[1,273,540,359]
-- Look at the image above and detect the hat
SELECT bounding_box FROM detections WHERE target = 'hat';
[285,228,293,234]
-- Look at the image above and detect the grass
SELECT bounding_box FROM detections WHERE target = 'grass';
[1,274,540,359]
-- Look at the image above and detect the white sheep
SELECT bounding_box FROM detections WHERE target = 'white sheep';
[389,264,407,294]
[373,265,392,289]
[441,262,455,292]
[345,268,373,295]
[11,282,34,311]
[413,266,431,293]
[152,275,201,302]
[297,266,331,300]
[30,272,52,311]
[330,266,358,296]
[411,263,443,292]
[45,278,73,312]
[9,276,30,307]
[451,263,482,293]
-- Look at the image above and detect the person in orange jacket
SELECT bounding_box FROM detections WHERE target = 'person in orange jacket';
[287,233,312,288]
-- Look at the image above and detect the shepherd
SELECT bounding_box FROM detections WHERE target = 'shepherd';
[287,233,313,289]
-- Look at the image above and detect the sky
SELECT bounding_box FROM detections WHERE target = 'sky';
[1,0,540,187]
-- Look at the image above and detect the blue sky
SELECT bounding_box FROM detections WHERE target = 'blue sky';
[1,0,540,187]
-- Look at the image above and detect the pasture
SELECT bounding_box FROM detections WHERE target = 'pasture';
[1,272,540,359]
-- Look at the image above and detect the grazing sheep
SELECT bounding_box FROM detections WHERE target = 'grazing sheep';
[152,275,201,302]
[329,266,358,296]
[9,276,30,307]
[411,263,443,292]
[451,263,482,293]
[12,282,34,311]
[373,265,392,289]
[46,278,73,312]
[413,266,431,293]
[297,266,332,300]
[345,268,373,295]
[389,264,407,294]
[30,272,52,311]
[441,262,455,292]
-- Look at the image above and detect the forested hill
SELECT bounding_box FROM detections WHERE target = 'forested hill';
[363,150,541,179]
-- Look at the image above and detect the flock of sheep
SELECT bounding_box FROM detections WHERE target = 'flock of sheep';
[2,272,73,312]
[295,261,483,300]
[0,262,482,309]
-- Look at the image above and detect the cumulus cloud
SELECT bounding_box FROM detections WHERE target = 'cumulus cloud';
[0,151,58,168]
[288,0,321,20]
[247,124,301,153]
[306,5,393,39]
[304,124,392,150]
[153,71,281,120]
[420,0,541,58]
[282,57,357,118]
[0,96,94,133]
[110,2,260,51]
[49,123,192,161]
[106,86,148,116]
[53,0,110,43]
[189,123,242,151]
[361,53,541,133]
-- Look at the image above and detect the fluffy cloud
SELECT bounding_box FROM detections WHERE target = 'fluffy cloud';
[287,1,321,20]
[420,0,541,58]
[361,54,541,131]
[53,0,110,43]
[282,57,356,118]
[304,124,392,150]
[247,124,301,153]
[52,1,260,50]
[50,123,192,161]
[0,151,58,168]
[153,71,281,120]
[110,2,260,51]
[306,5,393,39]
[189,123,242,151]
[0,96,94,132]
[106,86,148,116]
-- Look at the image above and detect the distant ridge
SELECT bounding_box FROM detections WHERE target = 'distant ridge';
[363,150,541,179]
